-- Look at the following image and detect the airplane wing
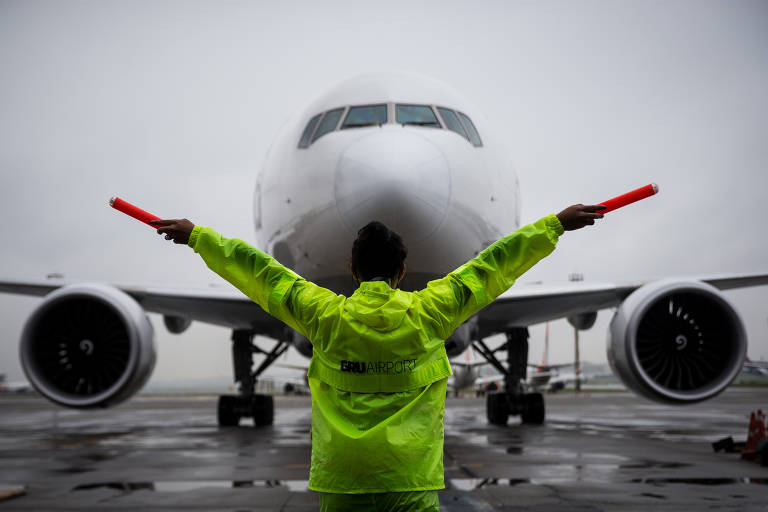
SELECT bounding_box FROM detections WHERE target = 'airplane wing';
[2,271,767,412]
[3,271,768,341]
[0,278,286,339]
[474,273,768,338]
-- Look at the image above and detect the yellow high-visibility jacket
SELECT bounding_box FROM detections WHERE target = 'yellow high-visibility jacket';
[188,214,564,493]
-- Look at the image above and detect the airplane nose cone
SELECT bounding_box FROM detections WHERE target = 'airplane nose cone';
[335,130,450,244]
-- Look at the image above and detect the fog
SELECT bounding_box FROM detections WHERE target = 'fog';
[1,0,766,385]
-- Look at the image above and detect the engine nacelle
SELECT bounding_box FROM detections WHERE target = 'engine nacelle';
[608,279,746,403]
[20,283,156,408]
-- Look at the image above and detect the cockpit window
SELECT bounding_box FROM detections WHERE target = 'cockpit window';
[298,113,322,148]
[298,103,482,149]
[312,108,345,143]
[457,111,482,147]
[396,104,441,128]
[342,104,387,128]
[437,107,468,141]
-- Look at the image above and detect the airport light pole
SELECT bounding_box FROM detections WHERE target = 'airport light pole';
[569,273,584,393]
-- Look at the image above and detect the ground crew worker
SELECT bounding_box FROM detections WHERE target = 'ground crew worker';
[151,203,605,511]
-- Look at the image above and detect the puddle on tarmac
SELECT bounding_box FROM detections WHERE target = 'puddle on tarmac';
[640,492,667,499]
[450,476,767,491]
[631,478,767,486]
[72,479,310,493]
[450,478,530,490]
[619,461,692,469]
[54,467,94,474]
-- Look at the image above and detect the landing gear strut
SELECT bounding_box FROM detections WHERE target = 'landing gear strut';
[217,330,289,427]
[473,328,545,425]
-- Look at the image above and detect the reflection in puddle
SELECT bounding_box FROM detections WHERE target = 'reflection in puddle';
[620,461,692,469]
[631,478,767,486]
[450,476,767,491]
[72,479,310,493]
[450,478,530,490]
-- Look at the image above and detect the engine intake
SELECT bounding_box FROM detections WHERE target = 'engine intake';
[608,279,746,403]
[20,283,156,408]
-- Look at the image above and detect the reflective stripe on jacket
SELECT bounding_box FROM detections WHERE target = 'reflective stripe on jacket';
[188,214,564,493]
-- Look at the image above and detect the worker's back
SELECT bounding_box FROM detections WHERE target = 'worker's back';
[306,280,454,493]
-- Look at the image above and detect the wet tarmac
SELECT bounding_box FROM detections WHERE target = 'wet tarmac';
[0,388,766,511]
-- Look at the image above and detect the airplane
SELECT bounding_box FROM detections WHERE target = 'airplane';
[539,371,587,392]
[2,71,768,427]
[527,365,575,392]
[448,347,492,395]
[526,322,575,392]
[0,374,32,394]
[471,365,585,395]
[739,357,768,380]
[743,356,768,373]
[451,323,576,394]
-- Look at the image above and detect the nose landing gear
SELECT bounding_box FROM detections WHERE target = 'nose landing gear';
[475,328,546,426]
[217,330,289,428]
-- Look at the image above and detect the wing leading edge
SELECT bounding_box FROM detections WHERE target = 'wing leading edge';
[2,271,767,341]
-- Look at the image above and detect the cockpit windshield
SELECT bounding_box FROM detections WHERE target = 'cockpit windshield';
[395,105,441,128]
[311,108,344,143]
[457,111,482,147]
[437,107,468,141]
[342,104,387,128]
[298,103,482,148]
[298,113,321,149]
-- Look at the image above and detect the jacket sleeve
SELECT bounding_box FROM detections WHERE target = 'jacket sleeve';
[187,226,340,340]
[413,214,564,339]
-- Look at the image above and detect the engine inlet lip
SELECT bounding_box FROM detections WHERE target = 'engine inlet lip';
[626,280,747,403]
[19,283,142,408]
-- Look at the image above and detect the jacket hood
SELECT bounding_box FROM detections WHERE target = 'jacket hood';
[345,281,412,332]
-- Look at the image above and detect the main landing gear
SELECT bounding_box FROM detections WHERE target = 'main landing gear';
[473,328,545,426]
[217,330,289,427]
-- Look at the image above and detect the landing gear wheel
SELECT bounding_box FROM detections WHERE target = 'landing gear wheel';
[521,392,545,425]
[486,391,509,426]
[251,394,274,426]
[218,395,240,427]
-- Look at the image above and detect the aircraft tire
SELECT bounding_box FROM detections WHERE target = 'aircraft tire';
[486,392,509,425]
[251,394,274,427]
[521,393,545,425]
[218,395,240,427]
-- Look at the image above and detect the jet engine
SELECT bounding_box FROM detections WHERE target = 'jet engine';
[19,283,156,408]
[608,279,746,403]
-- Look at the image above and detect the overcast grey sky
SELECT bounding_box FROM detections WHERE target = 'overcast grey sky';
[1,0,767,385]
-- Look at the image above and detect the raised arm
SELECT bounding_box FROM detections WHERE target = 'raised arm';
[151,219,340,339]
[414,204,605,338]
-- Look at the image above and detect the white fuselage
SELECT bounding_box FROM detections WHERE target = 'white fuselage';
[253,72,520,294]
